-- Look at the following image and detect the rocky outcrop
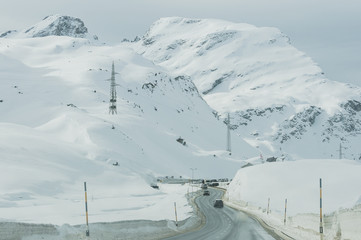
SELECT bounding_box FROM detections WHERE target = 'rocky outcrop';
[1,15,90,39]
[274,106,322,143]
[28,15,88,38]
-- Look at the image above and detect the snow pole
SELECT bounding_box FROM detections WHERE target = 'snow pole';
[84,182,90,237]
[320,178,323,234]
[174,202,178,227]
[267,197,270,215]
[284,198,287,225]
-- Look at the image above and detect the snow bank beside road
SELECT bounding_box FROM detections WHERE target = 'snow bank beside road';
[226,159,361,239]
[227,159,361,215]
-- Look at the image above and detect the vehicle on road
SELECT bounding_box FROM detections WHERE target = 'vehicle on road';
[203,190,210,196]
[151,184,159,189]
[209,182,219,187]
[214,199,223,208]
[201,183,208,189]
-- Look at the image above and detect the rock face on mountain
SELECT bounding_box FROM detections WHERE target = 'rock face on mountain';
[30,15,87,38]
[132,17,361,160]
[1,15,89,38]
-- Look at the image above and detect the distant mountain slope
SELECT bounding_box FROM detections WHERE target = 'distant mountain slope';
[132,17,361,160]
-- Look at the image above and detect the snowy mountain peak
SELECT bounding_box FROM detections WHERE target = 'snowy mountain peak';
[1,14,90,39]
[27,14,88,38]
[133,17,361,161]
[141,17,290,50]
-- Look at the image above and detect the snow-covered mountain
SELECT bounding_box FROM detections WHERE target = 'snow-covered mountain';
[1,15,361,225]
[0,15,258,224]
[131,17,361,161]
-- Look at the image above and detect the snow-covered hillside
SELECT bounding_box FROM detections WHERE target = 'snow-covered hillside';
[132,17,361,161]
[1,15,361,228]
[0,15,258,224]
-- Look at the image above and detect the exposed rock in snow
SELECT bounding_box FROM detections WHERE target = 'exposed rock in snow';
[0,30,17,38]
[1,15,90,39]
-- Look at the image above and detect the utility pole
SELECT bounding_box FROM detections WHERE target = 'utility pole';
[226,113,231,154]
[174,202,178,227]
[84,182,90,237]
[284,198,287,225]
[320,178,324,234]
[190,168,197,193]
[109,61,118,115]
[338,143,343,159]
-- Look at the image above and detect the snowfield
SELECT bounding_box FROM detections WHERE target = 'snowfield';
[226,159,361,239]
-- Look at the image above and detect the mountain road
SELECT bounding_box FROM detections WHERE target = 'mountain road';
[164,188,279,240]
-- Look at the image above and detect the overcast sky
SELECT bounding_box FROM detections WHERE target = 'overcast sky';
[1,0,360,86]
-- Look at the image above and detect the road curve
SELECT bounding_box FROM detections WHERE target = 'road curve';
[164,188,278,240]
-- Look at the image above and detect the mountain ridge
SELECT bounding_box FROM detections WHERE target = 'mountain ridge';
[132,16,361,160]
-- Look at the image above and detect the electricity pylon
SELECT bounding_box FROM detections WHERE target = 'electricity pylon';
[337,142,345,159]
[226,113,231,154]
[109,62,117,115]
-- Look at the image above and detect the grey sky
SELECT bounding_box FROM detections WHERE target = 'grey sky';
[1,0,360,86]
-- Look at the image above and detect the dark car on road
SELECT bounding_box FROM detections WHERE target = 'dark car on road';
[214,199,223,208]
[203,190,210,196]
[209,182,219,187]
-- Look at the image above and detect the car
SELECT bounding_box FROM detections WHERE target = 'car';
[151,184,159,189]
[209,182,219,187]
[203,190,210,196]
[214,199,224,208]
[201,183,208,189]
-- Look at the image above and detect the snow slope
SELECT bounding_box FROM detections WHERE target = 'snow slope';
[0,16,257,224]
[133,17,361,161]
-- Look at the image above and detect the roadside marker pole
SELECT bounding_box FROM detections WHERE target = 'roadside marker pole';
[267,197,270,215]
[320,178,323,234]
[174,202,178,227]
[284,198,287,225]
[84,182,90,237]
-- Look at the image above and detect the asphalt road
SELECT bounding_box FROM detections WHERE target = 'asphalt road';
[164,188,278,240]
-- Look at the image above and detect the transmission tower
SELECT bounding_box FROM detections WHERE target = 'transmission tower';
[109,62,117,115]
[226,113,231,154]
[337,143,345,159]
